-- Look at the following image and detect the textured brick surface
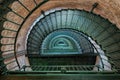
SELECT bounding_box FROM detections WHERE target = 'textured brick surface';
[6,12,23,24]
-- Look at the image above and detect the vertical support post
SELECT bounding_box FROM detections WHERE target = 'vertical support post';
[90,2,99,13]
[41,10,45,16]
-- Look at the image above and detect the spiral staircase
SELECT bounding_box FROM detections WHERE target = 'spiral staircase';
[0,0,120,80]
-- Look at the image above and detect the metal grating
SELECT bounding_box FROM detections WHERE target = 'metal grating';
[23,65,99,72]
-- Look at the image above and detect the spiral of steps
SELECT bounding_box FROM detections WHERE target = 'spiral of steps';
[26,9,120,70]
[0,0,120,80]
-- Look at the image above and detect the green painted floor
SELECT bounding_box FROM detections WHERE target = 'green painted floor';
[1,71,120,80]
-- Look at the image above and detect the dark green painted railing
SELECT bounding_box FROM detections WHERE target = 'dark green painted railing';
[0,50,119,73]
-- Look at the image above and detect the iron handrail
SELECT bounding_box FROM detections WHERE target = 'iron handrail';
[2,49,117,71]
